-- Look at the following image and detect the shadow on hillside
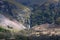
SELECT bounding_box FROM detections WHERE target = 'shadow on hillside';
[0,34,60,40]
[15,35,60,40]
[28,35,60,40]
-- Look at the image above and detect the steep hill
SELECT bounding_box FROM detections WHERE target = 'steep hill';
[30,0,60,27]
[0,0,31,32]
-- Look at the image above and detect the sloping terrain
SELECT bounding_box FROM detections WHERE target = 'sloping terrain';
[30,0,60,27]
[0,0,31,32]
[0,14,26,32]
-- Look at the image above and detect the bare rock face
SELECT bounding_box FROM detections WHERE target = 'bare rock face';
[0,0,31,32]
[0,14,26,32]
[32,23,60,36]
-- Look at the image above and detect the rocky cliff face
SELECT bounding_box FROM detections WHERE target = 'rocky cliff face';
[0,0,31,32]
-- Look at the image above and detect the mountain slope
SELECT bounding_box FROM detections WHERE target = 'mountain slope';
[0,0,31,32]
[0,14,26,32]
[30,0,60,27]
